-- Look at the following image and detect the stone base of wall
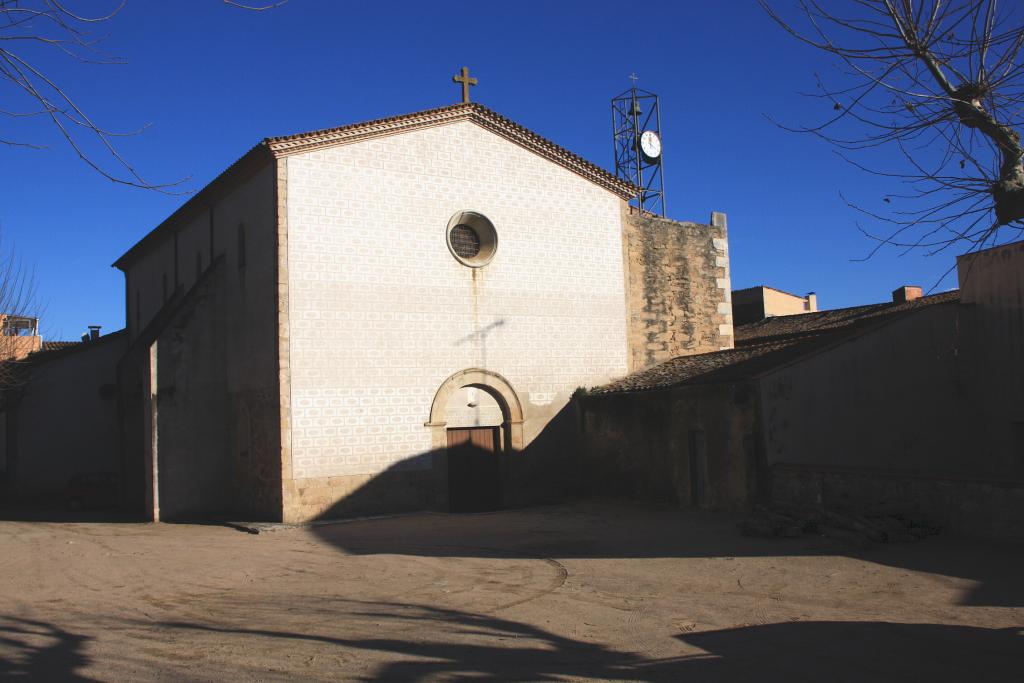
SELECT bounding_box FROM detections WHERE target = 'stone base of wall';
[283,469,434,523]
[772,464,1024,539]
[281,450,578,523]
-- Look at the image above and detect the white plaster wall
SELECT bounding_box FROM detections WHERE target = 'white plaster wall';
[123,164,279,393]
[176,212,211,294]
[286,120,628,479]
[125,238,174,341]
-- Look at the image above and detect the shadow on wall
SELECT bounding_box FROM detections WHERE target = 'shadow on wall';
[114,259,283,523]
[305,399,583,521]
[0,507,139,523]
[576,386,760,512]
[61,602,1023,682]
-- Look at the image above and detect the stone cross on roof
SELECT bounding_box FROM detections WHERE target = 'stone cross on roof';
[452,66,478,103]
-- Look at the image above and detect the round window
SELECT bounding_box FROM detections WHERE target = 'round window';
[446,211,497,267]
[449,224,481,259]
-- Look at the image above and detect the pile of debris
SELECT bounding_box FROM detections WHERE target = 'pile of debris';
[738,501,942,547]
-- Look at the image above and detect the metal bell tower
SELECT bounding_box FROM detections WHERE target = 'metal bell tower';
[611,76,666,216]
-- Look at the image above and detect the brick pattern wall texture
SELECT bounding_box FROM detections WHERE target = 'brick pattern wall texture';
[622,209,734,372]
[285,121,630,481]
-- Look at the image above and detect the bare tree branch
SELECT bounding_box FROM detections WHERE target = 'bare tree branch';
[1,1,283,193]
[762,0,1024,257]
[223,0,288,9]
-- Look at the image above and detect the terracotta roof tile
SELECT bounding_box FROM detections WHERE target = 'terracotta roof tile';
[27,331,126,364]
[734,290,960,345]
[41,340,80,352]
[263,102,633,198]
[592,290,961,395]
[591,339,814,394]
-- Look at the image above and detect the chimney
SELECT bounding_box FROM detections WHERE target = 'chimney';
[88,325,101,341]
[892,286,923,303]
[805,292,818,312]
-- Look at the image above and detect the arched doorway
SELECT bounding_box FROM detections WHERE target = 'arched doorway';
[426,369,524,512]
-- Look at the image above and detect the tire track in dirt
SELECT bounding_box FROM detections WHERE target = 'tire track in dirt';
[422,544,568,614]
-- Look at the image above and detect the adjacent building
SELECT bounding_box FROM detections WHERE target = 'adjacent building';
[731,286,818,326]
[0,315,41,362]
[582,241,1024,537]
[0,329,125,504]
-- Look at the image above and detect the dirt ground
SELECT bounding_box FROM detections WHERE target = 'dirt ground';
[0,502,1021,682]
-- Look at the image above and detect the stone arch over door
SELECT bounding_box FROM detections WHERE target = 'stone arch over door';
[423,370,524,509]
[426,368,525,453]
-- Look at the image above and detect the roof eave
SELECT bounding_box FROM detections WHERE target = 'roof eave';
[112,143,275,271]
[113,102,634,272]
[265,102,635,200]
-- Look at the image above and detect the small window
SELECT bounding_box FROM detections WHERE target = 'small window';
[2,317,36,337]
[450,225,481,259]
[135,291,140,332]
[446,211,497,267]
[237,223,246,270]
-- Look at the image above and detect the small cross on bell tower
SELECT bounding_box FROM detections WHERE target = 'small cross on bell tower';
[452,66,478,103]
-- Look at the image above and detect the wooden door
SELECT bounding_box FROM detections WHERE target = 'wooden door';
[447,426,501,512]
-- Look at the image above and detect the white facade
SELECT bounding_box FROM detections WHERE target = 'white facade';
[114,103,733,522]
[284,120,630,481]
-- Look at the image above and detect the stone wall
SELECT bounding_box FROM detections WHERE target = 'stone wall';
[772,464,1024,539]
[957,242,1024,477]
[758,302,978,475]
[622,209,733,372]
[0,333,126,503]
[579,382,759,512]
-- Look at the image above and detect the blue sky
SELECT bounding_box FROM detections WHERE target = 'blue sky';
[0,1,973,339]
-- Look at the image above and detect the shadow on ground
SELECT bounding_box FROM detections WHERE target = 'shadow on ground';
[0,617,95,682]
[311,502,1024,608]
[138,603,1024,681]
[6,605,1015,682]
[2,502,1022,681]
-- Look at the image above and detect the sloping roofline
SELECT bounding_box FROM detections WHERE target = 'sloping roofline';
[594,290,961,394]
[734,290,960,346]
[24,329,128,366]
[113,102,634,269]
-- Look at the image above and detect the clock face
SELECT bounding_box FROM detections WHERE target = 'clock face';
[639,130,662,161]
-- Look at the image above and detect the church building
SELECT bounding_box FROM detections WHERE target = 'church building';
[113,98,733,522]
